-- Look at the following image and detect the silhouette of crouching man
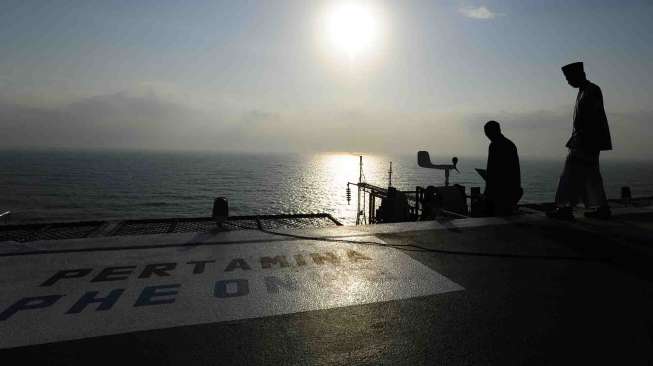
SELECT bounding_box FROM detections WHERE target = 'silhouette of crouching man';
[481,121,523,216]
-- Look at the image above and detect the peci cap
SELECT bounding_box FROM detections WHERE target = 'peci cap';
[562,62,584,76]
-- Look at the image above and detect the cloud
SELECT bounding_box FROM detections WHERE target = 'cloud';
[459,6,502,19]
[1,91,652,159]
[0,93,223,151]
[461,107,574,158]
[0,92,306,153]
[461,108,653,159]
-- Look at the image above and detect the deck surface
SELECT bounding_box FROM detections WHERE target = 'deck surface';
[1,207,653,365]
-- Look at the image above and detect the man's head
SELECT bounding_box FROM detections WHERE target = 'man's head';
[484,120,501,141]
[561,62,587,88]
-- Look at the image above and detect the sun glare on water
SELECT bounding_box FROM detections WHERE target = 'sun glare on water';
[321,2,383,63]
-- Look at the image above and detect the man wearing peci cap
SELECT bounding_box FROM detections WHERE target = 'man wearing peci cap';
[547,62,612,220]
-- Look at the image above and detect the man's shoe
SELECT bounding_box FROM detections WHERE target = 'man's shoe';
[584,206,611,219]
[546,207,575,220]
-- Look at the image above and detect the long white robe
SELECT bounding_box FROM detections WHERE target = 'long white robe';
[555,81,611,208]
[555,149,607,207]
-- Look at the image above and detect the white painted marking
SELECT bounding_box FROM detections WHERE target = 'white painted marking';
[0,236,463,349]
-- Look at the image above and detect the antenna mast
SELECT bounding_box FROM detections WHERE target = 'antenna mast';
[356,156,363,225]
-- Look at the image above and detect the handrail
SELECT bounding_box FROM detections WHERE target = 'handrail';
[0,211,10,224]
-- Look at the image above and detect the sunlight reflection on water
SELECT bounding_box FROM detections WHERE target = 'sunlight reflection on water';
[1,150,652,225]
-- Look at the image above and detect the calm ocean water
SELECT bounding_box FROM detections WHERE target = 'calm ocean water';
[1,150,653,225]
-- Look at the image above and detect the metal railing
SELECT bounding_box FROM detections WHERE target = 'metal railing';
[0,211,10,225]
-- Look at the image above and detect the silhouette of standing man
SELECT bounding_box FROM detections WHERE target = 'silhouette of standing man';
[483,121,522,216]
[548,62,612,220]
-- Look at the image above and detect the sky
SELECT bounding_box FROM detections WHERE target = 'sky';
[1,0,652,158]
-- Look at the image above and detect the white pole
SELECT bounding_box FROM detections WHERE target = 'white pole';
[356,156,362,225]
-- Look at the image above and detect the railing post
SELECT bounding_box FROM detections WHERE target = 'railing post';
[0,211,10,225]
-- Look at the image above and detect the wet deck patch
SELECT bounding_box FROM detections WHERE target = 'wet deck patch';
[0,236,463,348]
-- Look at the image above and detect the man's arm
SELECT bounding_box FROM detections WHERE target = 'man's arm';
[577,84,608,151]
[484,144,494,196]
[568,90,585,149]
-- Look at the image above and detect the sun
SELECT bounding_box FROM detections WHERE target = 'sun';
[323,2,381,61]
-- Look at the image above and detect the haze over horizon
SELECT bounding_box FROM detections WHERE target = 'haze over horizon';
[1,0,652,158]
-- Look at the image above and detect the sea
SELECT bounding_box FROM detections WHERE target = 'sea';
[1,150,653,225]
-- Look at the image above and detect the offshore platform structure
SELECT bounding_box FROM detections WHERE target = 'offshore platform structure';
[347,152,468,225]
